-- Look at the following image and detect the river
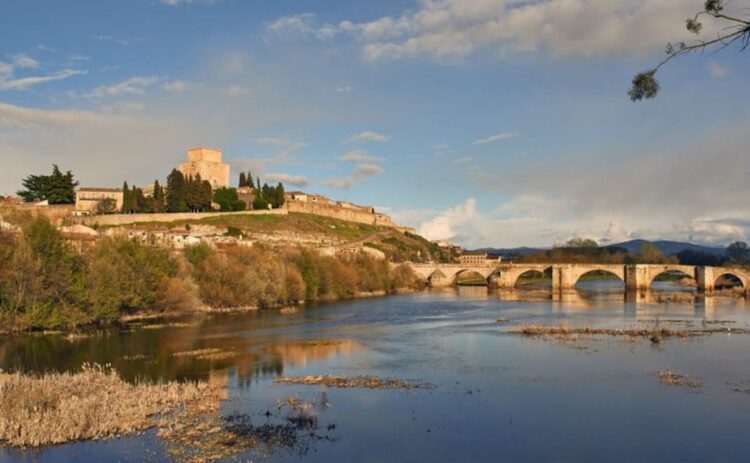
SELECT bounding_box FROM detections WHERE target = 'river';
[2,282,750,462]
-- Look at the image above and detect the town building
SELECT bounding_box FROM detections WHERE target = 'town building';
[74,188,124,213]
[458,251,503,265]
[178,147,231,189]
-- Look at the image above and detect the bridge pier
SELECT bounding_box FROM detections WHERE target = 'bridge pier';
[551,265,575,292]
[624,265,650,291]
[695,266,714,294]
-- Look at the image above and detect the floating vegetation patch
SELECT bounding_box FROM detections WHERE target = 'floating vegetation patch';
[274,375,433,390]
[653,369,702,389]
[159,395,335,462]
[171,348,238,361]
[509,324,750,344]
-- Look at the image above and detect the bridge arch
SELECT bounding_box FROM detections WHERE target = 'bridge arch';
[427,269,449,287]
[453,269,490,286]
[573,268,625,289]
[568,265,626,287]
[714,272,747,291]
[649,267,697,291]
[512,266,552,288]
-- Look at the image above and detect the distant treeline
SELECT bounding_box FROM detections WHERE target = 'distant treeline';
[514,238,749,267]
[0,216,421,331]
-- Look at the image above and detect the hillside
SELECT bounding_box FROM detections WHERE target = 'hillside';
[604,239,725,257]
[98,212,452,263]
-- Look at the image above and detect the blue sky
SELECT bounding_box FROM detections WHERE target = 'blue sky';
[1,0,749,247]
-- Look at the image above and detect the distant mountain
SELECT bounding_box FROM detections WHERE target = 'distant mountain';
[473,240,726,257]
[605,239,726,257]
[473,246,546,257]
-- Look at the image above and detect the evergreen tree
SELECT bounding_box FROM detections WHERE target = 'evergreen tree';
[200,179,213,211]
[166,169,188,212]
[239,172,247,188]
[122,181,130,213]
[246,171,254,188]
[151,180,165,213]
[17,165,79,204]
[275,182,285,207]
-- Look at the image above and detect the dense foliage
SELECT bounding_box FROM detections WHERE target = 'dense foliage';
[17,165,79,204]
[212,188,246,212]
[0,218,421,331]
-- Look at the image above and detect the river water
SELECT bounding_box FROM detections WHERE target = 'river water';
[2,282,750,462]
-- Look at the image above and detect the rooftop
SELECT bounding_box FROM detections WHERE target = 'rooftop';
[77,188,122,193]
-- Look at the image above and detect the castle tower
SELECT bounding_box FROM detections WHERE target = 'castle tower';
[178,147,230,189]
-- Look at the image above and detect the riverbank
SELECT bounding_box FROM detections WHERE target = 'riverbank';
[0,216,424,333]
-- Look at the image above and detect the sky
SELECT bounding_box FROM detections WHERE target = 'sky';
[1,0,749,248]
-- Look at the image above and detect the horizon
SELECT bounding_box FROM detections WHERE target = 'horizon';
[2,0,749,248]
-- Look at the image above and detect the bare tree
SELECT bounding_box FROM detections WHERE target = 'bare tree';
[629,0,750,101]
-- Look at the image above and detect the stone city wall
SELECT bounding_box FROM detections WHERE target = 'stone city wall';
[286,200,395,227]
[74,208,287,227]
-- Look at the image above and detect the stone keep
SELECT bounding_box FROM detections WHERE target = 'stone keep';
[178,147,230,189]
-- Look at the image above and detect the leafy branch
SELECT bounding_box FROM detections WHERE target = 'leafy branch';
[629,0,750,101]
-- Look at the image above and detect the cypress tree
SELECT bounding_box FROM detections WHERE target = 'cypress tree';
[166,169,187,212]
[246,171,254,188]
[122,181,130,213]
[239,172,247,188]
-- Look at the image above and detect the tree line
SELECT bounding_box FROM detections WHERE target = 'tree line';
[514,238,750,266]
[16,165,288,214]
[0,215,422,331]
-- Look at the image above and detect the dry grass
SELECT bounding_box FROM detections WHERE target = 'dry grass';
[509,324,750,344]
[0,364,221,448]
[653,369,702,389]
[274,375,432,390]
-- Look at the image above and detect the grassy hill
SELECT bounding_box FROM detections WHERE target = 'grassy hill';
[100,212,451,263]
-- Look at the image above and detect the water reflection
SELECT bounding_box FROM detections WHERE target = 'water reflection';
[3,287,750,463]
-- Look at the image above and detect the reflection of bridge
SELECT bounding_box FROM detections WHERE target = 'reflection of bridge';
[405,263,750,294]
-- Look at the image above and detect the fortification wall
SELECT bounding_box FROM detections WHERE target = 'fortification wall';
[75,208,287,227]
[286,200,392,227]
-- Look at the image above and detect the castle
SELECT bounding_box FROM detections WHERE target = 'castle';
[178,147,230,189]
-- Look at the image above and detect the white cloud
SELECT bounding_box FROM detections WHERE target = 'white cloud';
[82,76,159,99]
[11,53,40,69]
[263,173,309,187]
[273,0,717,62]
[266,13,337,40]
[453,156,472,163]
[472,132,519,145]
[339,149,384,163]
[0,68,87,91]
[336,85,353,93]
[345,130,390,144]
[325,163,384,189]
[0,61,13,77]
[162,80,191,92]
[707,61,727,78]
[418,198,477,242]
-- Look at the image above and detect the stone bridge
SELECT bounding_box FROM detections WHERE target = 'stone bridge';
[404,262,750,294]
